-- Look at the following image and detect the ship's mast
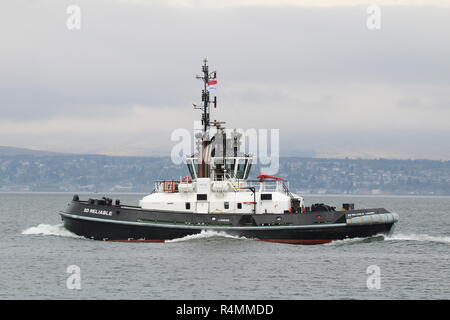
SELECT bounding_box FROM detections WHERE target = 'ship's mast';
[195,58,217,178]
[195,58,217,134]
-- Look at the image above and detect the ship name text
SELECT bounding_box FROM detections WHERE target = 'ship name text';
[83,208,113,216]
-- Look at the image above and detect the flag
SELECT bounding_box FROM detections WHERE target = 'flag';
[207,80,217,90]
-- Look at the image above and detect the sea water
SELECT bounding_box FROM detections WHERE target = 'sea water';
[1,193,449,299]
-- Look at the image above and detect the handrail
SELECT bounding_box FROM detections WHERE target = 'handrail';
[151,178,292,195]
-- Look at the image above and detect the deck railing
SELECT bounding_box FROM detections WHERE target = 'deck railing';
[152,178,291,196]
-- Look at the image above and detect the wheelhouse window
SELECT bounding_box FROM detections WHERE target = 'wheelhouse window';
[244,162,251,179]
[236,159,248,179]
[225,159,235,178]
[186,158,198,179]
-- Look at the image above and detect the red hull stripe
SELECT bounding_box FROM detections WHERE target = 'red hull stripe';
[258,239,332,245]
[106,239,165,243]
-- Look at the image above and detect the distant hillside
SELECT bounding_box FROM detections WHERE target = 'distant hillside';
[0,146,68,157]
[1,147,450,194]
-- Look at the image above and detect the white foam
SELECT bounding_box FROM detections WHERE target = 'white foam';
[22,224,84,239]
[327,233,450,246]
[166,230,247,243]
[326,235,384,246]
[384,233,450,244]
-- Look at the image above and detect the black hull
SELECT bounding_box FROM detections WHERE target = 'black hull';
[62,214,395,244]
[60,200,398,245]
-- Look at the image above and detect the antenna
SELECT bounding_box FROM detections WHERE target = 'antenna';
[195,58,218,134]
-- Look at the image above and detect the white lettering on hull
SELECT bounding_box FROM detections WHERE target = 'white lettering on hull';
[83,208,113,216]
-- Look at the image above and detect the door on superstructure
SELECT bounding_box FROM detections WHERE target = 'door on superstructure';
[196,201,209,214]
[196,194,209,213]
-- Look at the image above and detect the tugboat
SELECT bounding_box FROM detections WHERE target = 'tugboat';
[60,60,399,244]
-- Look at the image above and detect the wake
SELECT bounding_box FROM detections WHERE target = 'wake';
[384,233,450,244]
[21,225,247,243]
[326,236,385,246]
[327,233,450,246]
[166,230,248,243]
[22,224,449,246]
[21,223,84,239]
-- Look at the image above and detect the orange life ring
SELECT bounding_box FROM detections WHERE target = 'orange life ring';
[181,176,193,184]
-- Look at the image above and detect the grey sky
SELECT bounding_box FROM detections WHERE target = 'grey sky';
[1,0,449,158]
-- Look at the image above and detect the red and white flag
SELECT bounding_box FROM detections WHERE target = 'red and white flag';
[207,80,217,90]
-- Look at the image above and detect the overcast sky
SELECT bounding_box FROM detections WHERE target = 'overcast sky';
[1,0,449,159]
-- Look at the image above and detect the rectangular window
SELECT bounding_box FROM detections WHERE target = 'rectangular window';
[236,159,247,179]
[185,202,191,210]
[187,164,195,180]
[225,159,235,177]
[187,158,198,179]
[224,202,229,209]
[244,162,252,179]
[237,203,242,209]
[261,193,272,200]
[197,194,207,201]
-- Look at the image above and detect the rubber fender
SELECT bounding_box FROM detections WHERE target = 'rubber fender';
[346,212,399,226]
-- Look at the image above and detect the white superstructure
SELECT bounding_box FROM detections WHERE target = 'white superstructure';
[139,59,304,214]
[139,126,304,214]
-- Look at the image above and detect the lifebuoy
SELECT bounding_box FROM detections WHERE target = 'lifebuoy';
[181,176,193,184]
